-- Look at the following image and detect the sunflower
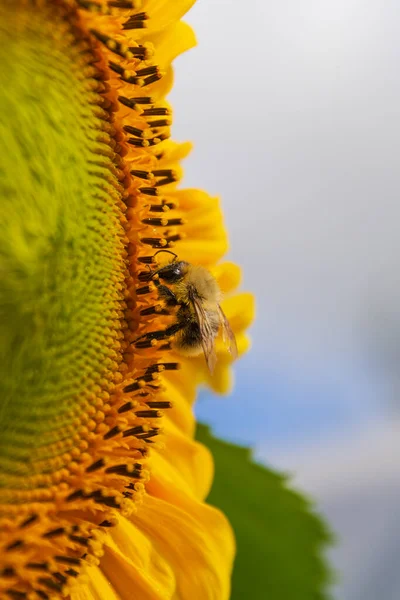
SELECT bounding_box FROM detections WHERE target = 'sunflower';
[0,1,254,599]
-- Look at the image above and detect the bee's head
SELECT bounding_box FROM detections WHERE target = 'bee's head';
[153,261,188,283]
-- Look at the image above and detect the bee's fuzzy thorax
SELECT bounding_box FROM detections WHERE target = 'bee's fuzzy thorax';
[184,265,221,303]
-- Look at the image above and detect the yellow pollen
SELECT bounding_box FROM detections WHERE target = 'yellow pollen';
[142,129,152,139]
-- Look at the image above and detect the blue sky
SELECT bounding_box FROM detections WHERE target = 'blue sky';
[169,1,400,597]
[195,351,376,451]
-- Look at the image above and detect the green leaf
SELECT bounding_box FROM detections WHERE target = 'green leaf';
[196,424,333,600]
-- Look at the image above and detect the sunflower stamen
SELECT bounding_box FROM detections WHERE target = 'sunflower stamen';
[141,107,170,116]
[145,401,172,408]
[165,234,182,243]
[77,0,106,12]
[142,72,164,86]
[66,568,80,577]
[91,494,120,509]
[25,563,49,572]
[102,426,122,440]
[154,176,177,186]
[137,255,158,264]
[135,65,159,77]
[130,169,152,179]
[53,572,68,584]
[119,95,154,108]
[19,514,39,529]
[152,169,174,177]
[145,362,179,373]
[123,125,148,138]
[123,20,147,30]
[134,409,162,418]
[139,186,158,196]
[148,201,177,212]
[136,284,154,295]
[127,138,149,148]
[66,490,84,503]
[122,14,149,30]
[142,217,183,226]
[108,1,135,8]
[158,342,172,351]
[37,577,63,592]
[42,528,65,539]
[5,540,24,552]
[108,62,145,85]
[2,568,15,578]
[147,119,171,129]
[90,30,133,59]
[105,465,142,478]
[123,373,158,392]
[54,557,81,567]
[118,401,134,414]
[124,11,148,21]
[135,339,159,348]
[6,591,27,599]
[68,535,90,547]
[127,134,169,147]
[98,520,115,528]
[140,237,168,248]
[135,429,160,439]
[122,425,147,436]
[86,458,107,472]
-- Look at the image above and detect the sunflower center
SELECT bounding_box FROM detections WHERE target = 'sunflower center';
[0,0,127,488]
[0,2,137,596]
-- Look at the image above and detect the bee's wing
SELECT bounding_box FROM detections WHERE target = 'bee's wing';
[218,304,238,360]
[191,293,218,374]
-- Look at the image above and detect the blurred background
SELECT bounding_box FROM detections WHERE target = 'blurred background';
[171,1,400,598]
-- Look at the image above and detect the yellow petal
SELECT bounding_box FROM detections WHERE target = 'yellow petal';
[208,361,233,395]
[221,292,256,333]
[156,140,193,165]
[149,422,214,500]
[142,0,196,34]
[209,333,252,394]
[145,64,174,101]
[101,517,176,600]
[135,494,235,600]
[175,239,229,266]
[170,188,217,211]
[145,21,197,69]
[71,566,120,600]
[162,375,197,435]
[211,261,242,293]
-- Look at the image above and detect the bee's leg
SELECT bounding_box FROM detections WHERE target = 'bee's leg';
[139,283,179,317]
[153,280,179,307]
[133,322,183,348]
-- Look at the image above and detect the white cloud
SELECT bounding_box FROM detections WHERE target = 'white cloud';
[258,419,400,495]
[257,420,400,599]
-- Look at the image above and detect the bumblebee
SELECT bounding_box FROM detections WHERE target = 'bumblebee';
[136,251,238,373]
